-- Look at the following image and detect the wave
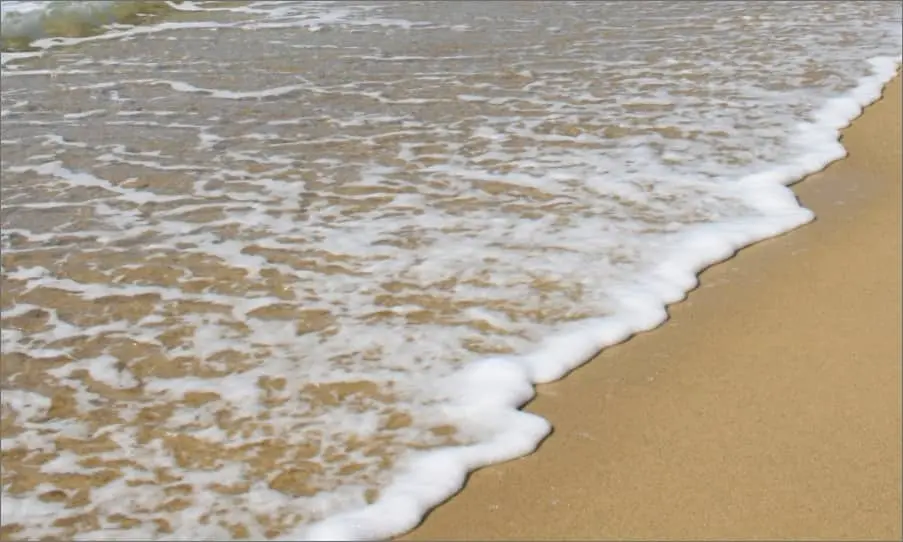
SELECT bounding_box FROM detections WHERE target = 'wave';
[0,0,180,51]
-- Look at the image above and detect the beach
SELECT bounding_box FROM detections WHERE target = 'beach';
[402,74,902,540]
[1,2,901,539]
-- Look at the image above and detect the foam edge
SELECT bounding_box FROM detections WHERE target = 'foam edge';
[286,54,902,542]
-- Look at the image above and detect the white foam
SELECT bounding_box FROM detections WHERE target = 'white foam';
[286,54,903,542]
[1,493,68,529]
[48,354,140,389]
[153,79,310,101]
[0,389,52,423]
[2,1,901,540]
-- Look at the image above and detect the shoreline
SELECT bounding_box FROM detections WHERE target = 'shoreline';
[402,74,902,541]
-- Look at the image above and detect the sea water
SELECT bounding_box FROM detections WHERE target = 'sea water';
[1,1,901,540]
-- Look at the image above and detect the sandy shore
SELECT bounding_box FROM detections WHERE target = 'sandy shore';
[403,74,902,541]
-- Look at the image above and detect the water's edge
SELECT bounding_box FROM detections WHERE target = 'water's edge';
[2,2,901,539]
[296,58,902,541]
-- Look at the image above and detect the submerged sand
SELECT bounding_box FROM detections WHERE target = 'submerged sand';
[403,75,902,541]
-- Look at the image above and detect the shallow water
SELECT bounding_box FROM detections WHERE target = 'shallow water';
[1,1,901,540]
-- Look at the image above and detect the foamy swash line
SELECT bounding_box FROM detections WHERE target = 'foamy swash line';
[282,55,901,541]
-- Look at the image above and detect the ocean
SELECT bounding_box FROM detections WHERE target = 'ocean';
[1,1,901,540]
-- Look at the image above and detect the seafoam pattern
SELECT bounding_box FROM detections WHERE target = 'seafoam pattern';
[1,1,901,540]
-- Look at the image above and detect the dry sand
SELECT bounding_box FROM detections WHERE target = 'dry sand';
[403,75,902,541]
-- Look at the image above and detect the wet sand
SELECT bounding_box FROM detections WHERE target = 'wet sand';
[403,74,902,541]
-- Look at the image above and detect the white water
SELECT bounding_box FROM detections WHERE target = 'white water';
[1,1,901,540]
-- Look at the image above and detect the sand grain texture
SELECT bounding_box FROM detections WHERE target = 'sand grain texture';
[403,75,902,541]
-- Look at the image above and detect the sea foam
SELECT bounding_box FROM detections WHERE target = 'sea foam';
[0,1,901,540]
[289,49,903,542]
